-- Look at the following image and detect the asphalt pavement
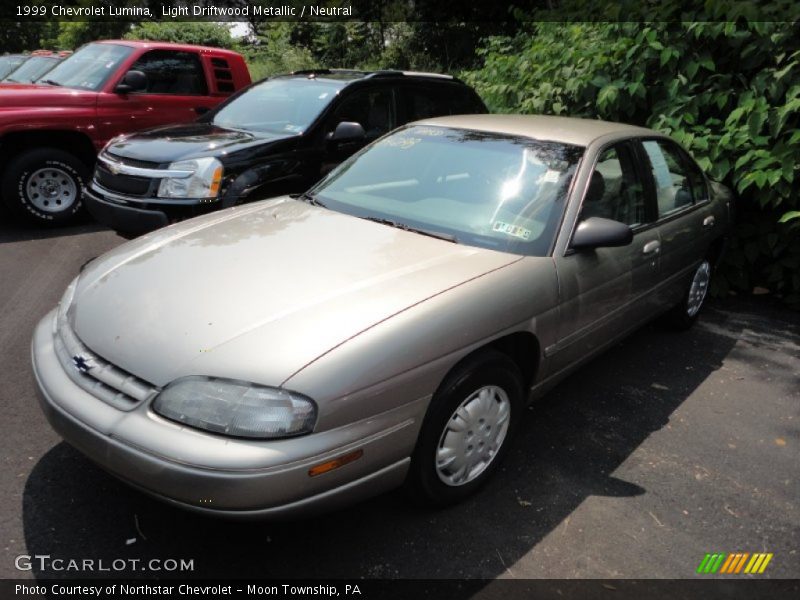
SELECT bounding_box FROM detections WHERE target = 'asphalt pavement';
[0,213,797,581]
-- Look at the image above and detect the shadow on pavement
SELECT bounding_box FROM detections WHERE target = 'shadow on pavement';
[23,310,743,581]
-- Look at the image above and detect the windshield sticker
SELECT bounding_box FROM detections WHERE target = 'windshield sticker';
[539,169,561,183]
[379,136,421,150]
[492,221,532,240]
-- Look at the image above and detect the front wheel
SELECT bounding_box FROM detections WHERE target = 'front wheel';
[667,259,712,330]
[1,148,89,225]
[405,350,524,506]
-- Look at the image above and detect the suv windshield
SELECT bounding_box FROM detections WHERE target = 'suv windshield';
[4,56,59,83]
[39,43,133,91]
[212,78,344,134]
[313,125,584,256]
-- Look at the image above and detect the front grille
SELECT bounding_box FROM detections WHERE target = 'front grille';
[54,307,158,411]
[106,152,161,169]
[94,162,153,197]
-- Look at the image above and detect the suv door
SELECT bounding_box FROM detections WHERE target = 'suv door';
[636,138,716,308]
[98,50,215,137]
[319,85,395,176]
[549,140,660,374]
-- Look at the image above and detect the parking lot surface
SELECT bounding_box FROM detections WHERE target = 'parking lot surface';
[1,215,797,580]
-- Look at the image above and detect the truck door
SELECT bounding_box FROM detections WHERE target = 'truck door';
[97,49,217,141]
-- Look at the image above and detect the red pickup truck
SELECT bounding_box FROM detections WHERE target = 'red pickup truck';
[0,40,251,224]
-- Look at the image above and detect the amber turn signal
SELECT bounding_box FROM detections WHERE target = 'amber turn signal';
[308,449,363,477]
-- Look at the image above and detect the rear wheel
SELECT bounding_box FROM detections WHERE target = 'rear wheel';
[2,148,88,225]
[405,350,524,506]
[667,259,712,330]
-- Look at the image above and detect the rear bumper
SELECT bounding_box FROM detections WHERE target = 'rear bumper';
[32,311,417,519]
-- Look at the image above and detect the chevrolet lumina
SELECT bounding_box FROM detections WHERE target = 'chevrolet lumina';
[32,115,731,518]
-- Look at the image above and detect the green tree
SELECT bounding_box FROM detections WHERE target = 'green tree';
[125,22,234,48]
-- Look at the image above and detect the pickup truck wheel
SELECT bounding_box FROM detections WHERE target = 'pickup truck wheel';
[405,350,523,507]
[2,148,88,225]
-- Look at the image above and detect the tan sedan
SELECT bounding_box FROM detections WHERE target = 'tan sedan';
[32,115,731,517]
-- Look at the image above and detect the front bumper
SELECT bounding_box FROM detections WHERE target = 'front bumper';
[84,185,221,236]
[32,310,417,519]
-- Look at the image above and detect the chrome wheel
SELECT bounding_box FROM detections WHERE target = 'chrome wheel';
[436,385,510,487]
[26,167,77,213]
[687,260,711,317]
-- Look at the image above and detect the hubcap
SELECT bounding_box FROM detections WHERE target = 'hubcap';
[436,385,510,487]
[687,260,711,317]
[26,167,77,213]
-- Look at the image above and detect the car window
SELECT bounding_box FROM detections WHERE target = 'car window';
[679,147,709,203]
[0,55,27,79]
[580,143,648,227]
[642,140,696,217]
[402,86,451,122]
[128,50,207,95]
[36,43,133,91]
[313,125,584,257]
[212,78,343,134]
[328,88,394,141]
[3,56,59,83]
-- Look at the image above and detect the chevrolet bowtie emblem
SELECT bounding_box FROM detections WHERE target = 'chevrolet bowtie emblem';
[72,355,93,373]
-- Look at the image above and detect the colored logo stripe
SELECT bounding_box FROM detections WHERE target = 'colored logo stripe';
[697,552,773,574]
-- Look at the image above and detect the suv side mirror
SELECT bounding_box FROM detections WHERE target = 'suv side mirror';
[116,70,147,94]
[570,217,633,251]
[329,121,366,143]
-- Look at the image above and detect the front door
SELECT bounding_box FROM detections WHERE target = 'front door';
[549,141,660,375]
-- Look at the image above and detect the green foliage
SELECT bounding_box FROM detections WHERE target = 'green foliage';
[465,19,800,307]
[125,22,234,49]
[242,24,317,81]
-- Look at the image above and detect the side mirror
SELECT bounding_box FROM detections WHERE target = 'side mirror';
[570,217,633,251]
[115,70,147,94]
[329,121,366,143]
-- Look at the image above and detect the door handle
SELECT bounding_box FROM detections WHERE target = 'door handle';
[703,215,715,228]
[642,240,661,255]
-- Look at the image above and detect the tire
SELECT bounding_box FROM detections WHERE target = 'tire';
[1,148,89,225]
[405,350,524,506]
[667,258,712,330]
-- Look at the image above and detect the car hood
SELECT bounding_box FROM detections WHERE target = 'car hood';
[0,84,98,108]
[72,198,520,388]
[107,122,295,164]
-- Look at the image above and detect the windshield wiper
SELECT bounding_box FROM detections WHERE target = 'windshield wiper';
[296,192,327,208]
[39,79,61,86]
[361,216,458,243]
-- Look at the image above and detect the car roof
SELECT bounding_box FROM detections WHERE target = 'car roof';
[414,114,661,147]
[97,39,242,57]
[281,69,461,85]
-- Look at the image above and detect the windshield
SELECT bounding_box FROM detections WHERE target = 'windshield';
[39,43,133,90]
[3,56,59,83]
[0,56,26,79]
[313,126,584,256]
[212,78,343,134]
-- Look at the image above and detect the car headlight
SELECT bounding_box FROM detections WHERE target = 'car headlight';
[56,276,78,328]
[157,157,223,199]
[152,376,317,439]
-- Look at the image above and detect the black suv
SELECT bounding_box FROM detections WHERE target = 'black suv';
[85,69,487,235]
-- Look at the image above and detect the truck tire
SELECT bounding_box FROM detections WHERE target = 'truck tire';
[2,148,89,225]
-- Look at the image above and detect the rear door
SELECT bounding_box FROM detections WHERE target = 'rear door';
[549,140,660,374]
[97,49,216,137]
[635,138,716,308]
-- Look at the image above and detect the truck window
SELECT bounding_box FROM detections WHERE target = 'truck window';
[128,50,208,95]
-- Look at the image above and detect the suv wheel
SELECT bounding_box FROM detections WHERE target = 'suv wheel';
[2,148,88,225]
[405,350,524,506]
